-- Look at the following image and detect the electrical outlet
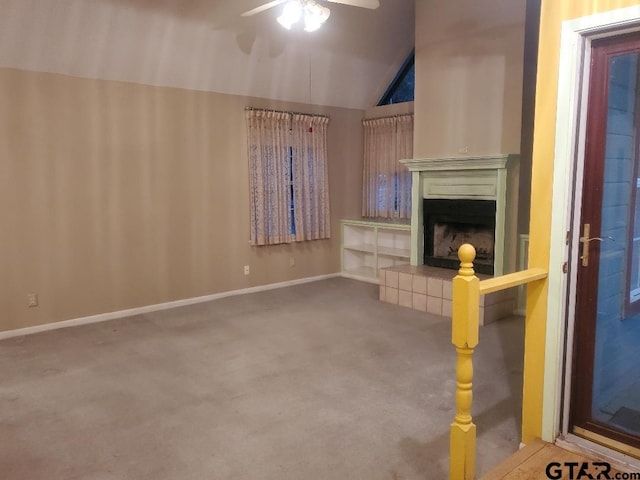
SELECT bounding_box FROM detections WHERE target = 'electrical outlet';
[27,293,38,307]
[243,265,250,275]
[459,146,469,154]
[289,257,295,267]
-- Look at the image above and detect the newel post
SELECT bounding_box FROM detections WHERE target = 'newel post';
[450,244,480,480]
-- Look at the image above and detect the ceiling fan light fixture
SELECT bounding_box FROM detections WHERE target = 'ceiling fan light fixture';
[303,4,330,32]
[277,1,303,30]
[276,0,330,32]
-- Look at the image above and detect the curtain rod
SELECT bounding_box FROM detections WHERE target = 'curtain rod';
[245,107,330,119]
[362,112,414,121]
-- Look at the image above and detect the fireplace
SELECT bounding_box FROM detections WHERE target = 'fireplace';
[380,154,520,322]
[423,199,496,275]
[400,154,519,276]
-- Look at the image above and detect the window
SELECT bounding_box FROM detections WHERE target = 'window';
[362,114,413,219]
[246,109,330,246]
[630,178,640,304]
[286,146,296,235]
[378,50,415,106]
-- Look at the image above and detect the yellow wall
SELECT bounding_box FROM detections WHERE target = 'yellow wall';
[0,68,363,333]
[524,0,640,443]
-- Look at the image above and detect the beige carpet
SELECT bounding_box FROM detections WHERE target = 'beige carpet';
[0,277,524,479]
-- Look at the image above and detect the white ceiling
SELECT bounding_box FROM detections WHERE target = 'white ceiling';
[0,0,415,109]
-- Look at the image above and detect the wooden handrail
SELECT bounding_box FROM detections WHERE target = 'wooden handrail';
[479,268,548,295]
[449,244,547,480]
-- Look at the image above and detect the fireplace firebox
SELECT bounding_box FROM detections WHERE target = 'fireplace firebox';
[423,199,496,275]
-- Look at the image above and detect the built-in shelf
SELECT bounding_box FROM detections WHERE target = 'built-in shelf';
[378,246,411,258]
[343,243,377,254]
[342,265,378,280]
[341,219,411,283]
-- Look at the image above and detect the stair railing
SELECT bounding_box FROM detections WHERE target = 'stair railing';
[449,243,547,480]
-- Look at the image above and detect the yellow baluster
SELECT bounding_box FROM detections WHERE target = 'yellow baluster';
[450,244,480,480]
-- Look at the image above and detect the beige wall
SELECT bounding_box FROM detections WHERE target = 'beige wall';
[364,102,414,120]
[413,0,526,158]
[0,68,363,333]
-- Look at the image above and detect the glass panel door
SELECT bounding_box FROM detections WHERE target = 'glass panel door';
[571,32,640,452]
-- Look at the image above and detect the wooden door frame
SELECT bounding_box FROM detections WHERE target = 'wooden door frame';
[543,6,640,455]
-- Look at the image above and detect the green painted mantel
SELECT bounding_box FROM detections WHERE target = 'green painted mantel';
[400,154,520,276]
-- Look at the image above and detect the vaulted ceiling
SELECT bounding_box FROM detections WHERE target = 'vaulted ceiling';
[0,0,415,109]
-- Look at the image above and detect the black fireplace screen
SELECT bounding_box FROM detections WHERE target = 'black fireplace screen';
[423,199,496,275]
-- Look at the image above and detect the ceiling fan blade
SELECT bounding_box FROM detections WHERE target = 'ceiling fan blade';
[325,0,380,9]
[241,0,288,17]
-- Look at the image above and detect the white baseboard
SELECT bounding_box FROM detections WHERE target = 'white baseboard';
[0,273,341,341]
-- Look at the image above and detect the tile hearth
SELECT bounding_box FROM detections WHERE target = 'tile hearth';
[379,264,515,325]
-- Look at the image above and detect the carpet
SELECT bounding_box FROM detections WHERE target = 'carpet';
[0,277,524,480]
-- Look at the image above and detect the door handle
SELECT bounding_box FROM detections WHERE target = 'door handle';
[579,223,614,267]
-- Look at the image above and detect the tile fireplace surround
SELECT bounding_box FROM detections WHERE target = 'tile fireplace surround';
[379,264,515,325]
[377,154,520,323]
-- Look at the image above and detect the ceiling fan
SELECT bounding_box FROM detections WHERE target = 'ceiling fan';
[241,0,380,32]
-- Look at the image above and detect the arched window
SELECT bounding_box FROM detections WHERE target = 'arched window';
[377,50,415,106]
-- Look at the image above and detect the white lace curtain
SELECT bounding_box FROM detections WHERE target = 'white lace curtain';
[362,114,413,219]
[246,109,331,246]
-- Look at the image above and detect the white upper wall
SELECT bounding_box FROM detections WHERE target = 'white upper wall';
[0,0,415,109]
